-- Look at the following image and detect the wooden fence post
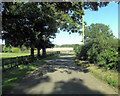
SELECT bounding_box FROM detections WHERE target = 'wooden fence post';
[21,56,23,64]
[28,55,31,63]
[10,58,12,69]
[16,56,19,68]
[2,59,4,71]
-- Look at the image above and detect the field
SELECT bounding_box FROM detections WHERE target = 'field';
[1,48,74,58]
[46,48,73,51]
[1,53,31,58]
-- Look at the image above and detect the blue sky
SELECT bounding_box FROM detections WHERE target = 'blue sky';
[118,3,120,39]
[52,2,118,45]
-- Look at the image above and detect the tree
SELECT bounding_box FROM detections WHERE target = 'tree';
[2,2,57,57]
[84,23,114,43]
[74,23,118,70]
[2,2,109,57]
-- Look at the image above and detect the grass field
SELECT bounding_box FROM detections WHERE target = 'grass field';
[1,53,32,58]
[1,48,74,58]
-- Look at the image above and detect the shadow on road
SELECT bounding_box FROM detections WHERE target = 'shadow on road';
[9,76,106,95]
[51,78,106,95]
[7,53,111,95]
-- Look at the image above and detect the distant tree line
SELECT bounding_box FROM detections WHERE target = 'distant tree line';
[55,44,80,48]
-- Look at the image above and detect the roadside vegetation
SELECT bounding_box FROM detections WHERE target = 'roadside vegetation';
[74,58,118,92]
[2,54,60,93]
[73,23,119,91]
[1,2,118,94]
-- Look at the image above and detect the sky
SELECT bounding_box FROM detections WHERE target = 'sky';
[118,3,120,39]
[51,2,118,45]
[0,2,118,45]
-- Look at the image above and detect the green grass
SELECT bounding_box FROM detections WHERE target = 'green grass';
[2,53,61,94]
[73,55,118,92]
[1,53,32,58]
[1,50,60,59]
[88,65,118,90]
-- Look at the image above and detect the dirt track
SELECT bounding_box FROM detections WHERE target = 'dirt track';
[10,53,118,95]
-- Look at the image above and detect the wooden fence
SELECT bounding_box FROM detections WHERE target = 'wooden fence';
[1,51,60,72]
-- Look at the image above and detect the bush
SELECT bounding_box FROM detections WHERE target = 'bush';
[74,23,118,70]
[34,48,37,50]
[74,41,93,60]
[96,47,118,70]
[74,38,118,70]
[12,48,20,53]
[3,45,12,52]
[24,46,29,51]
[73,44,82,57]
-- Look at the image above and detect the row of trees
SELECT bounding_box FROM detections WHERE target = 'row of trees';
[74,23,119,70]
[2,44,30,53]
[55,44,80,48]
[2,2,109,57]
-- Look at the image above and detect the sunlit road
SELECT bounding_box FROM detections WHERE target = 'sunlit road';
[10,53,117,95]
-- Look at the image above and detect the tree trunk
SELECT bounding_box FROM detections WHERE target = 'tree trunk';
[31,47,34,57]
[37,48,41,57]
[20,45,24,52]
[42,48,46,57]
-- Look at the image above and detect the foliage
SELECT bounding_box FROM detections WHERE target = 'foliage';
[89,65,118,89]
[12,47,20,53]
[2,2,57,57]
[73,44,82,58]
[2,54,60,93]
[3,45,11,52]
[2,2,109,57]
[22,46,30,51]
[55,44,80,48]
[74,23,118,70]
[84,23,114,43]
[2,44,30,53]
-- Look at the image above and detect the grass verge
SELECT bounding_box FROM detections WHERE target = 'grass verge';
[88,65,118,92]
[73,55,118,93]
[2,53,61,94]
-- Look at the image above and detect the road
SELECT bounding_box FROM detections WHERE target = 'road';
[10,53,118,95]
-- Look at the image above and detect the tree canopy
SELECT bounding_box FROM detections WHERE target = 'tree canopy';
[84,23,114,43]
[74,23,118,70]
[2,2,109,56]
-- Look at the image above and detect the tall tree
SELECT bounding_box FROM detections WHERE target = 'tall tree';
[84,23,114,43]
[2,2,109,57]
[2,2,57,57]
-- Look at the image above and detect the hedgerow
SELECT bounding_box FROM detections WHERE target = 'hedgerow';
[74,23,118,71]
